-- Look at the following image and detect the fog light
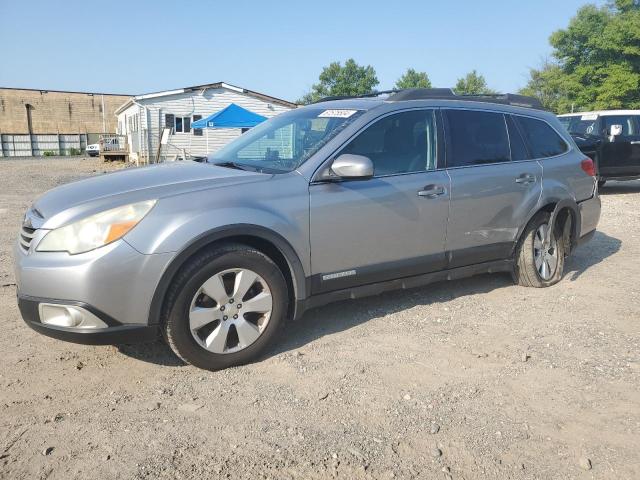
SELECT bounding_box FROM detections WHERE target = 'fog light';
[38,304,108,329]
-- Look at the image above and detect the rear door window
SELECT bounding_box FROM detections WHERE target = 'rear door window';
[444,110,511,167]
[516,116,568,158]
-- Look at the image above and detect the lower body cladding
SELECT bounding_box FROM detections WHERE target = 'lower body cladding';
[14,239,173,345]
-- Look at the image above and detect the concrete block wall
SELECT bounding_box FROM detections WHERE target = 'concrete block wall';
[0,88,131,134]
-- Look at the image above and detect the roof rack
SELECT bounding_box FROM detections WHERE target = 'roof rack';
[314,88,545,110]
[311,89,400,104]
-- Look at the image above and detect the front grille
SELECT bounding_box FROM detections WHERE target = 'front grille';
[19,226,37,253]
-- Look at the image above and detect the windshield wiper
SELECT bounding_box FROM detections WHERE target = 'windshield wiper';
[212,161,252,171]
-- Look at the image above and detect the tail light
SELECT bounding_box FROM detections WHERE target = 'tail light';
[581,157,596,177]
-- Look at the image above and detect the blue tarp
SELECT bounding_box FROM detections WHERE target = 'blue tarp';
[191,103,267,129]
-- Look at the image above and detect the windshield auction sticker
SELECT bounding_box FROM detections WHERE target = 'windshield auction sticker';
[318,109,358,118]
[581,114,598,121]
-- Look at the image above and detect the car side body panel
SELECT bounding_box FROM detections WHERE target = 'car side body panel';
[445,161,543,268]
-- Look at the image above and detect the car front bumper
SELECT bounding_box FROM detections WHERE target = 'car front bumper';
[14,238,174,345]
[18,295,159,344]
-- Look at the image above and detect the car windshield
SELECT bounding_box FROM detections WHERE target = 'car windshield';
[207,107,363,173]
[558,115,599,136]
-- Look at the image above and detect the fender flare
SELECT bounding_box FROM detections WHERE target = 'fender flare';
[147,224,308,325]
[515,198,581,254]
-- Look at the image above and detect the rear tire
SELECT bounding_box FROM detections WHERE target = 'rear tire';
[514,212,565,288]
[163,244,288,370]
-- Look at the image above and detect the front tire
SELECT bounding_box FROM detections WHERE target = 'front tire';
[163,244,288,370]
[514,212,566,288]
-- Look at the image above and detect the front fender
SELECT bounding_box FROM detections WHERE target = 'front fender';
[122,172,311,324]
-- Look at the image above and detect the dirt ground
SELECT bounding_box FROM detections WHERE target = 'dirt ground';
[0,157,638,480]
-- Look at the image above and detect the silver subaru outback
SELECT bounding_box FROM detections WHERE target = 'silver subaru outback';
[14,89,601,370]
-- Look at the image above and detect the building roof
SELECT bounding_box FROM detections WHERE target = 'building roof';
[0,86,131,96]
[115,81,297,114]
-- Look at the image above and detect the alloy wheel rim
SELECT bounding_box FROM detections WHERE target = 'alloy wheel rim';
[533,224,558,281]
[189,268,273,354]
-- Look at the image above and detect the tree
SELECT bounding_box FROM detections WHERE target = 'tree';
[454,70,496,95]
[519,60,577,113]
[395,68,432,89]
[298,59,379,104]
[521,1,640,113]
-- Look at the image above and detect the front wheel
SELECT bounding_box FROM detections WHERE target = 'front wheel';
[514,212,566,288]
[163,244,288,370]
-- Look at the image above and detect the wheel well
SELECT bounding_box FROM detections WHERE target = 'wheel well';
[222,235,296,315]
[157,235,297,325]
[537,203,578,249]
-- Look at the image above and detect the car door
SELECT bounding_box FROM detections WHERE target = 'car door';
[309,109,450,294]
[443,109,543,268]
[600,114,640,177]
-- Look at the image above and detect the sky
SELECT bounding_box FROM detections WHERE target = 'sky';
[0,0,604,102]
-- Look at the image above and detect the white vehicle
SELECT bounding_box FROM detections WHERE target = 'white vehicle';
[86,143,100,157]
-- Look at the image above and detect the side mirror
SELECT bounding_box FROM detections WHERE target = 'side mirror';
[609,124,623,137]
[330,154,374,179]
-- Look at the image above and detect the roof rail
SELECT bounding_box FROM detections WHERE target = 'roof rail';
[313,88,545,110]
[311,89,400,104]
[386,88,457,101]
[388,89,544,109]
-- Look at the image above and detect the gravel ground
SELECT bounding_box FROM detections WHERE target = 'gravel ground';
[0,158,639,480]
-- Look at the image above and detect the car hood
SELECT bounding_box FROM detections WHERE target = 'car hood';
[32,161,268,229]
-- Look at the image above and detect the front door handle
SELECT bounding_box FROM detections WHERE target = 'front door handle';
[515,173,536,184]
[418,184,446,198]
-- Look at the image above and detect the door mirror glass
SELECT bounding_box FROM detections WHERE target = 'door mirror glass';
[330,154,374,179]
[609,124,623,137]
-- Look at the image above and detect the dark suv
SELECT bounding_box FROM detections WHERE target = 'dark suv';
[559,110,640,186]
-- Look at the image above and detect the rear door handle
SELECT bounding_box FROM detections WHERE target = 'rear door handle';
[515,173,536,184]
[418,184,446,198]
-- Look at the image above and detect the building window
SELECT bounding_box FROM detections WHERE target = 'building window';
[164,114,195,134]
[165,114,175,133]
[173,116,191,133]
[193,115,203,136]
[127,114,140,133]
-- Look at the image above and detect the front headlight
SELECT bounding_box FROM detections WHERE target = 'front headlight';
[37,200,156,254]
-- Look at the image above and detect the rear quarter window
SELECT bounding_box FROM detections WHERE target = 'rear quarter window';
[516,116,569,158]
